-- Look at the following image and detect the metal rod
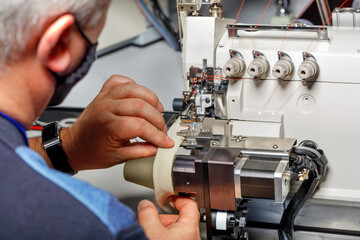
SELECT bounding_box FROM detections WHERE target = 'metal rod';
[316,0,332,26]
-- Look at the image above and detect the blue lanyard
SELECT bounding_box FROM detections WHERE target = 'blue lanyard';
[0,111,29,146]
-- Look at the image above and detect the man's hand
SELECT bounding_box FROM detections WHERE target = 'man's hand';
[138,197,201,240]
[61,75,174,171]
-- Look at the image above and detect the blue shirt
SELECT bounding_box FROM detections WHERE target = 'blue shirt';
[0,114,148,240]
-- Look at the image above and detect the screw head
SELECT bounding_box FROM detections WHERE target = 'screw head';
[205,98,211,103]
[273,144,279,149]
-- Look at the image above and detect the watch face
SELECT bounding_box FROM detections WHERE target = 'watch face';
[42,122,60,142]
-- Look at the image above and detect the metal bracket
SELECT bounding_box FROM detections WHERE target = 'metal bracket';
[229,49,244,59]
[302,52,317,62]
[227,24,328,41]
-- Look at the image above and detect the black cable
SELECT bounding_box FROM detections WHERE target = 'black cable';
[278,144,328,240]
[278,171,319,240]
[293,146,321,158]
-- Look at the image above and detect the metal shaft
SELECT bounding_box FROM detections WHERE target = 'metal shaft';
[316,0,332,26]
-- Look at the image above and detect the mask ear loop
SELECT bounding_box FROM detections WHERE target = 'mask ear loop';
[74,19,96,45]
[48,20,98,106]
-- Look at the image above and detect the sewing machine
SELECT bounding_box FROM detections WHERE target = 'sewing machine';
[124,1,360,239]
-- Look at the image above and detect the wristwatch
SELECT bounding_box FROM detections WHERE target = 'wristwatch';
[42,121,76,175]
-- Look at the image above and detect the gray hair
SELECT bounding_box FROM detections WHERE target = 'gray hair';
[0,0,111,69]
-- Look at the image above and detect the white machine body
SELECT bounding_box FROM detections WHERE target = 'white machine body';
[182,16,360,202]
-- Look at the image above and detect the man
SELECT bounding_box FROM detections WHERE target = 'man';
[0,0,200,239]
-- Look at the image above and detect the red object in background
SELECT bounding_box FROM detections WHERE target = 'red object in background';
[30,126,43,131]
[343,0,354,7]
[30,126,68,131]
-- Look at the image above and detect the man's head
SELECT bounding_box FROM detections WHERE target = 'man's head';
[0,0,111,128]
[0,0,110,69]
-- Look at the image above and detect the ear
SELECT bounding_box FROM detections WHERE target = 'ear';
[37,14,75,73]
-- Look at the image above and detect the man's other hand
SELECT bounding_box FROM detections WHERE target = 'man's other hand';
[61,75,174,171]
[138,197,201,240]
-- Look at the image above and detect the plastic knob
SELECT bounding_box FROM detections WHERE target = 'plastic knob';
[273,59,294,79]
[298,60,319,81]
[223,58,246,77]
[248,58,269,78]
[173,98,185,112]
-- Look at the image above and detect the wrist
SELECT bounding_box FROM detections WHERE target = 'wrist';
[59,128,78,172]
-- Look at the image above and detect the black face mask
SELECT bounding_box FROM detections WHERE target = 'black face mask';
[48,21,98,106]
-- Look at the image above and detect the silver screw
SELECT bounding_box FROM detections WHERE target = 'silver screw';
[273,144,279,149]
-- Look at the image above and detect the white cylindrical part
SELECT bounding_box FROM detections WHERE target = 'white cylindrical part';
[153,118,186,213]
[223,58,246,77]
[272,59,294,79]
[297,60,320,81]
[247,58,269,78]
[216,211,228,230]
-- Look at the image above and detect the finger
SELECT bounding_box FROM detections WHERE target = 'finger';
[108,82,163,113]
[159,214,179,227]
[117,142,158,161]
[111,98,166,133]
[138,200,166,239]
[100,75,135,93]
[113,116,174,148]
[172,197,200,225]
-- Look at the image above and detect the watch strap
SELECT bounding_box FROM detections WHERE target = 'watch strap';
[42,122,76,175]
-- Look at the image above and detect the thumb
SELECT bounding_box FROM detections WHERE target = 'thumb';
[138,200,165,238]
